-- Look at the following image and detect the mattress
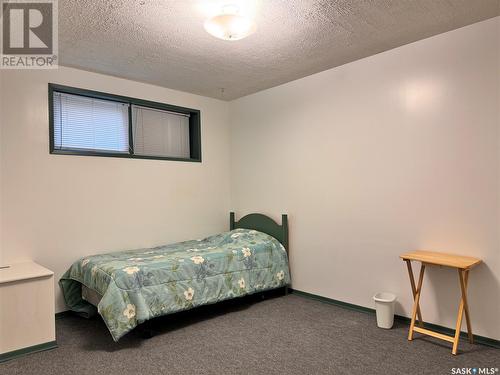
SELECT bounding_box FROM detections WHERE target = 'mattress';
[60,228,290,341]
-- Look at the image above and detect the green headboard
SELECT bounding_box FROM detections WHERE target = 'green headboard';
[230,212,289,252]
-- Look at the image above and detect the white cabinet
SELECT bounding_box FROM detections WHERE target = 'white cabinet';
[0,262,56,362]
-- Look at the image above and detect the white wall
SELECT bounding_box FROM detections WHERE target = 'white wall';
[230,18,500,340]
[0,67,231,312]
[0,71,3,266]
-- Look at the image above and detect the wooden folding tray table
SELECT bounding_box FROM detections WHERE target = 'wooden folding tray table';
[400,250,482,355]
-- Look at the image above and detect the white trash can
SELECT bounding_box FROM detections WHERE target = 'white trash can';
[373,292,397,329]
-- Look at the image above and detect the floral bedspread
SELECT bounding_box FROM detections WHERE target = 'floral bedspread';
[59,229,290,341]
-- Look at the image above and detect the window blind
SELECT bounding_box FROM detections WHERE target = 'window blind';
[132,105,190,158]
[53,92,129,153]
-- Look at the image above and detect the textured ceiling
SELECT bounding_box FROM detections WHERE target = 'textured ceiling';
[59,0,500,100]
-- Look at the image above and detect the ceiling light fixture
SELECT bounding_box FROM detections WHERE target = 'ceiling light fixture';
[204,4,256,41]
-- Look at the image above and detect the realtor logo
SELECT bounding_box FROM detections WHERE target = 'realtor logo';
[1,0,58,68]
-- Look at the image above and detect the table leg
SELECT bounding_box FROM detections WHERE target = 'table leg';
[405,260,424,327]
[452,269,472,354]
[408,264,425,341]
[462,270,473,344]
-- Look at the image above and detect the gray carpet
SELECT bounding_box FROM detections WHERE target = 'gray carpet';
[1,293,498,374]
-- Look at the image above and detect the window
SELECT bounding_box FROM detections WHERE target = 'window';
[132,105,190,159]
[53,92,129,153]
[49,84,201,162]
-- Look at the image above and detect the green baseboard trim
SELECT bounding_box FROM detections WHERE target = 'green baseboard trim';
[0,341,57,363]
[291,289,376,314]
[289,288,500,349]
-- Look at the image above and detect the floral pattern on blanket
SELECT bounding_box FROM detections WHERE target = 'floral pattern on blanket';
[59,229,290,341]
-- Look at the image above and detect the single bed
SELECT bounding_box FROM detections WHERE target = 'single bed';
[59,212,291,341]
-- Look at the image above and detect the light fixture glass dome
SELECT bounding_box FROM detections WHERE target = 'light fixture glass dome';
[204,6,256,41]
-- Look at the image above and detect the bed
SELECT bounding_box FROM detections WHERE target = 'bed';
[59,212,291,341]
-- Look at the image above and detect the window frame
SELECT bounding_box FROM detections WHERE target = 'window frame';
[48,83,202,162]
